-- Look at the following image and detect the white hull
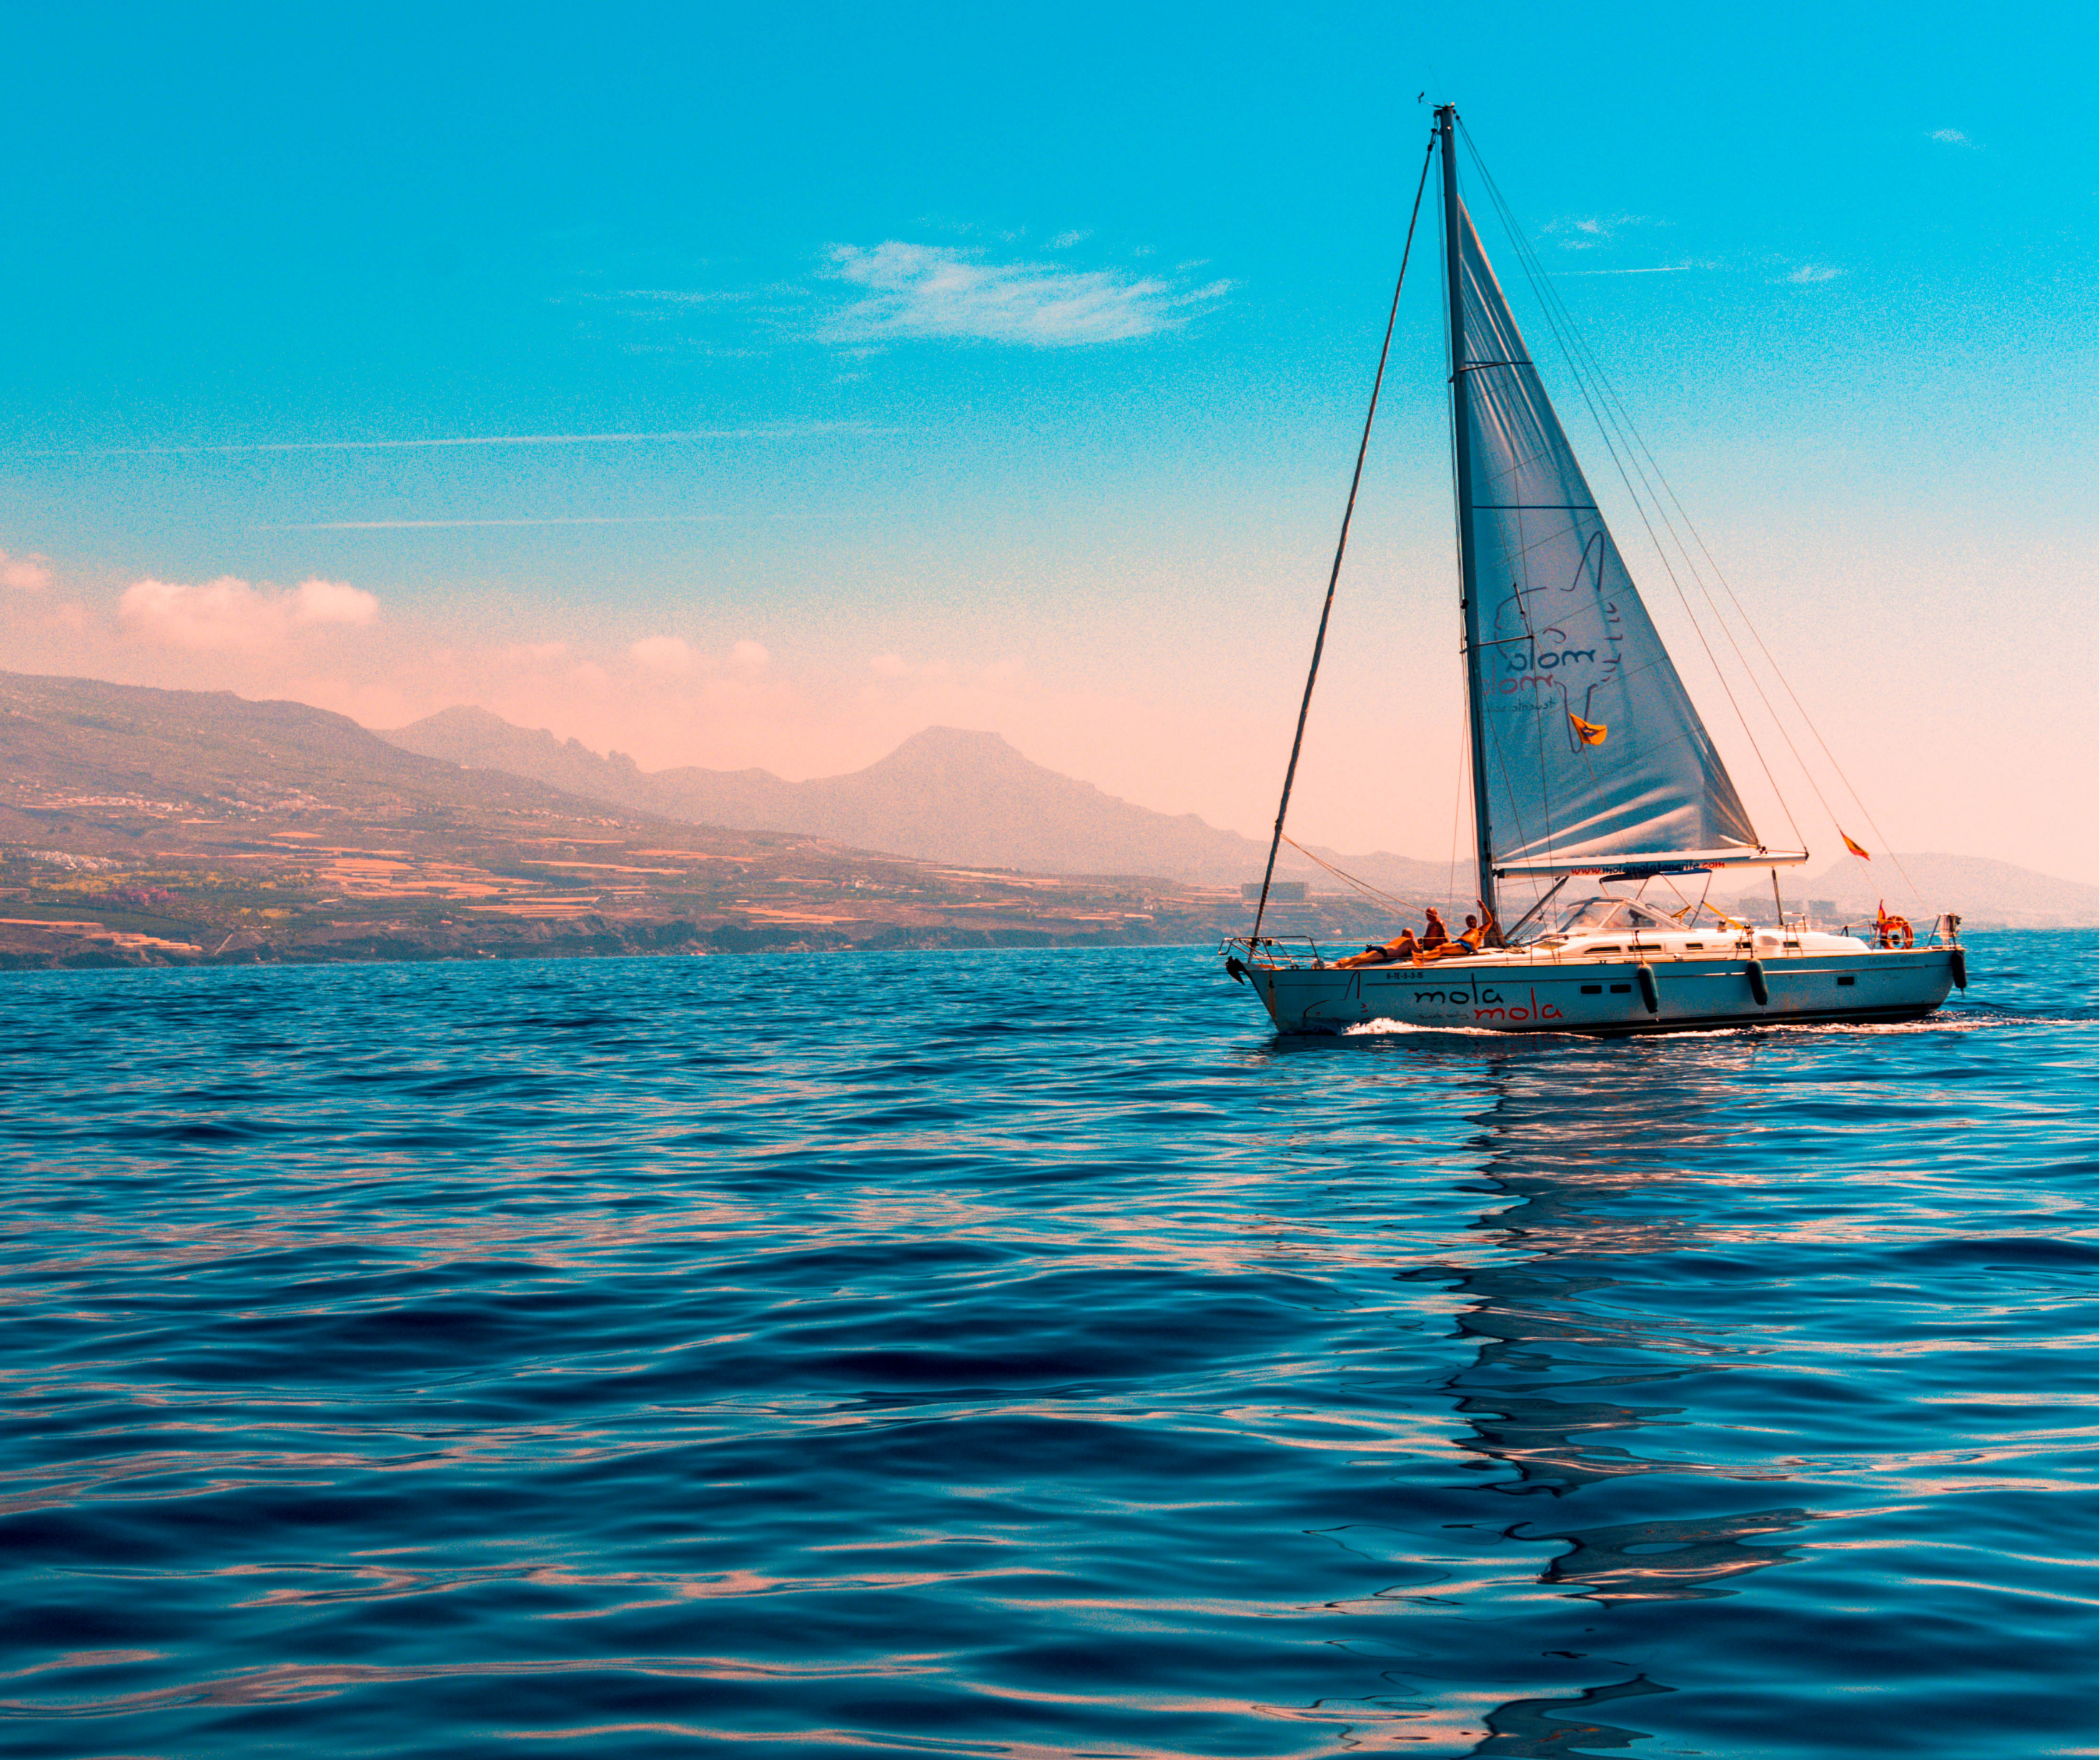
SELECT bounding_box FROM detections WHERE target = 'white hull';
[1244,944,1957,1037]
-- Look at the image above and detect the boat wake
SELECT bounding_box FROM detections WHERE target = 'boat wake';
[1327,1008,2081,1043]
[1340,1017,1514,1038]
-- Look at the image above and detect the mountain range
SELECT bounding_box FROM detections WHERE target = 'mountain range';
[4,670,1403,969]
[382,705,2098,928]
[1,672,609,832]
[3,673,2087,954]
[381,705,1460,896]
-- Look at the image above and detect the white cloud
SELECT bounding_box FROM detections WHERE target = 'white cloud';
[40,428,863,460]
[630,634,697,674]
[864,652,1020,687]
[1778,262,1845,284]
[292,578,380,627]
[257,515,731,531]
[868,652,954,682]
[118,576,379,651]
[631,635,772,676]
[819,242,1229,347]
[0,548,52,590]
[1543,214,1662,251]
[603,288,767,305]
[1927,128,1977,147]
[1050,229,1091,249]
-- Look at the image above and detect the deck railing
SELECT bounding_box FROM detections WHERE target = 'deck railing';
[1224,915,1963,971]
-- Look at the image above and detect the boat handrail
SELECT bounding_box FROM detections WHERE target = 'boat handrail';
[1219,934,1325,968]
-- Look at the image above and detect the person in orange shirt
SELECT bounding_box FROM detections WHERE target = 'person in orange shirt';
[1418,912,1490,960]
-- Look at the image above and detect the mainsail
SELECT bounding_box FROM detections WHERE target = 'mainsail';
[1452,198,1762,876]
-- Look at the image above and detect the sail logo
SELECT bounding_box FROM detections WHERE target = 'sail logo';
[1505,647,1597,672]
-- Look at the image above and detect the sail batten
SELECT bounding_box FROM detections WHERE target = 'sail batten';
[1450,194,1760,874]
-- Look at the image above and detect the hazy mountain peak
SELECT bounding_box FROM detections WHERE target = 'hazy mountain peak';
[372,705,2099,922]
[387,705,645,778]
[415,704,518,735]
[378,704,1447,887]
[893,725,1016,754]
[864,726,1041,780]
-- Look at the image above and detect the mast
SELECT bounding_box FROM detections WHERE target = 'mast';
[1438,104,1500,931]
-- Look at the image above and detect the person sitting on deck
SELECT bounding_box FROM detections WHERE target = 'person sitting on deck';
[1418,908,1452,950]
[1417,913,1490,960]
[1333,928,1421,969]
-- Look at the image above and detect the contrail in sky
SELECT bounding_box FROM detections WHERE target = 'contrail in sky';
[1551,264,1702,277]
[252,515,731,530]
[29,426,873,458]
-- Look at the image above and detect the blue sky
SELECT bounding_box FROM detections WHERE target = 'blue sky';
[3,1,2094,880]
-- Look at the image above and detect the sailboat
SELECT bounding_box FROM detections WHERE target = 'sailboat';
[1227,107,1964,1036]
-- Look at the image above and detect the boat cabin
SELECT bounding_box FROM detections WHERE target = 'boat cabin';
[1525,895,1732,955]
[1547,897,1681,936]
[1521,893,1867,958]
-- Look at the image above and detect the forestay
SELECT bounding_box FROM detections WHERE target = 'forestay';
[1455,199,1762,873]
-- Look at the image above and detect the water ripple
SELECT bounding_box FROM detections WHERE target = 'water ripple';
[0,933,2091,1757]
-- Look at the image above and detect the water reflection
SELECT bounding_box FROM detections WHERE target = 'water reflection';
[1472,1676,1673,1756]
[1428,1048,1813,1749]
[1524,1507,1818,1604]
[1407,1052,1752,1501]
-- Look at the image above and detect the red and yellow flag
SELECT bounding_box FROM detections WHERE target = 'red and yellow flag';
[1841,830,1871,860]
[1569,713,1608,746]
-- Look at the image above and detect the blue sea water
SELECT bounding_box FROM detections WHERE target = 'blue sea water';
[1,933,2093,1758]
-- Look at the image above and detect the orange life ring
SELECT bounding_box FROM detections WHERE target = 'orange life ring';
[1878,916,1913,950]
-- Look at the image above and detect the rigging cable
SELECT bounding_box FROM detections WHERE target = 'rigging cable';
[1456,121,1920,908]
[1612,429,1924,904]
[1456,123,1808,859]
[1492,206,1909,893]
[1488,159,1859,880]
[1249,132,1437,947]
[1279,834,1415,910]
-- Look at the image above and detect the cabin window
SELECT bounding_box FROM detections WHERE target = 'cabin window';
[1589,944,1622,954]
[1609,983,1632,994]
[1836,974,1856,987]
[1580,984,1602,995]
[1683,941,1704,950]
[1556,898,1628,931]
